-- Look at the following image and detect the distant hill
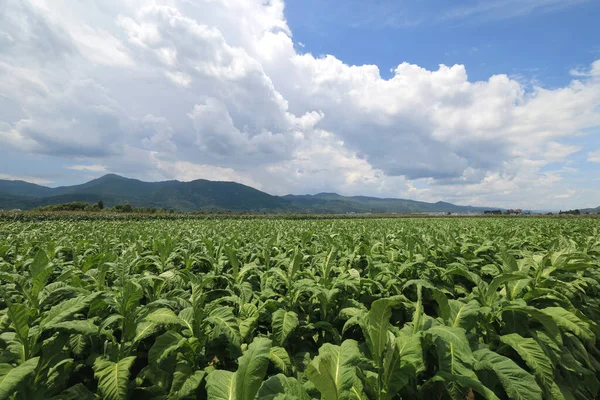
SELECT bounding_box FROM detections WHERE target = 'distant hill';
[0,173,502,213]
[0,192,38,210]
[282,193,491,214]
[0,180,55,198]
[581,206,600,214]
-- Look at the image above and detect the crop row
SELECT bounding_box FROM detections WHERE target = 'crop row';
[0,218,599,399]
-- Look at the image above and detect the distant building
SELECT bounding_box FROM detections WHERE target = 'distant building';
[507,209,523,215]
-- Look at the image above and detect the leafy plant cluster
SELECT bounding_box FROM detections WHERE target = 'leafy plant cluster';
[0,218,599,399]
[34,201,176,214]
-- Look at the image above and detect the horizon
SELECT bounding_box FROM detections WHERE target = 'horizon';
[1,0,599,209]
[0,172,581,212]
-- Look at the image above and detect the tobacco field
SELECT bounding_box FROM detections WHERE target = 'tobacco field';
[0,217,599,400]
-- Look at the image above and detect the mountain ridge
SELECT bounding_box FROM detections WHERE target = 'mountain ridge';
[0,173,513,213]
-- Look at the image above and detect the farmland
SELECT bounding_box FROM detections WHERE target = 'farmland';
[0,217,599,399]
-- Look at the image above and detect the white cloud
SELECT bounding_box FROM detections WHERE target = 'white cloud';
[553,190,575,199]
[152,158,262,189]
[0,173,53,185]
[1,80,132,157]
[0,0,599,209]
[68,164,107,172]
[570,60,600,77]
[544,142,581,163]
[440,0,590,21]
[589,149,600,163]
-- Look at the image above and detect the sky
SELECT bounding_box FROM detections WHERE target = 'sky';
[0,0,599,210]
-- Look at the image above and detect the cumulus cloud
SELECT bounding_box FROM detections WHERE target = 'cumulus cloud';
[544,142,582,163]
[570,60,600,77]
[0,0,599,209]
[68,165,107,172]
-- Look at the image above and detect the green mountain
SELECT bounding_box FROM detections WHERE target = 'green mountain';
[0,173,499,213]
[281,193,489,214]
[0,192,39,210]
[0,174,291,212]
[581,206,600,214]
[0,179,55,197]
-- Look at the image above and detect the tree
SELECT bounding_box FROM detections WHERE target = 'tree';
[98,200,104,210]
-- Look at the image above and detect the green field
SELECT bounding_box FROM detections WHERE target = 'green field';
[1,217,599,399]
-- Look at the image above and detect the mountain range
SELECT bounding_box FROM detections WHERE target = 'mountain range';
[581,206,600,214]
[0,174,516,214]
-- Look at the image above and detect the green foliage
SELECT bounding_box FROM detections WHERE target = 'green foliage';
[0,357,40,400]
[258,373,310,399]
[35,202,94,212]
[474,348,543,400]
[236,337,272,400]
[271,310,299,347]
[93,357,136,400]
[306,340,361,400]
[0,217,599,399]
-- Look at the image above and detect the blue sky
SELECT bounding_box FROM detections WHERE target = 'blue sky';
[0,0,599,209]
[286,0,600,84]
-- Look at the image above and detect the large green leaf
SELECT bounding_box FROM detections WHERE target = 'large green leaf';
[236,337,272,400]
[484,273,528,305]
[41,293,100,328]
[148,331,186,366]
[271,310,298,347]
[382,330,423,399]
[178,307,195,336]
[474,348,542,400]
[207,306,242,347]
[30,250,52,300]
[306,339,361,400]
[133,321,159,343]
[434,371,500,400]
[5,300,30,344]
[269,346,292,374]
[176,371,205,399]
[506,278,532,301]
[240,304,259,341]
[169,366,205,400]
[69,334,88,356]
[206,370,236,400]
[0,365,12,380]
[500,333,558,398]
[93,356,136,400]
[365,297,402,364]
[224,246,240,281]
[426,326,475,376]
[44,319,99,335]
[503,306,562,345]
[499,249,519,273]
[0,357,39,400]
[146,308,186,327]
[541,307,594,342]
[257,374,309,400]
[447,300,480,331]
